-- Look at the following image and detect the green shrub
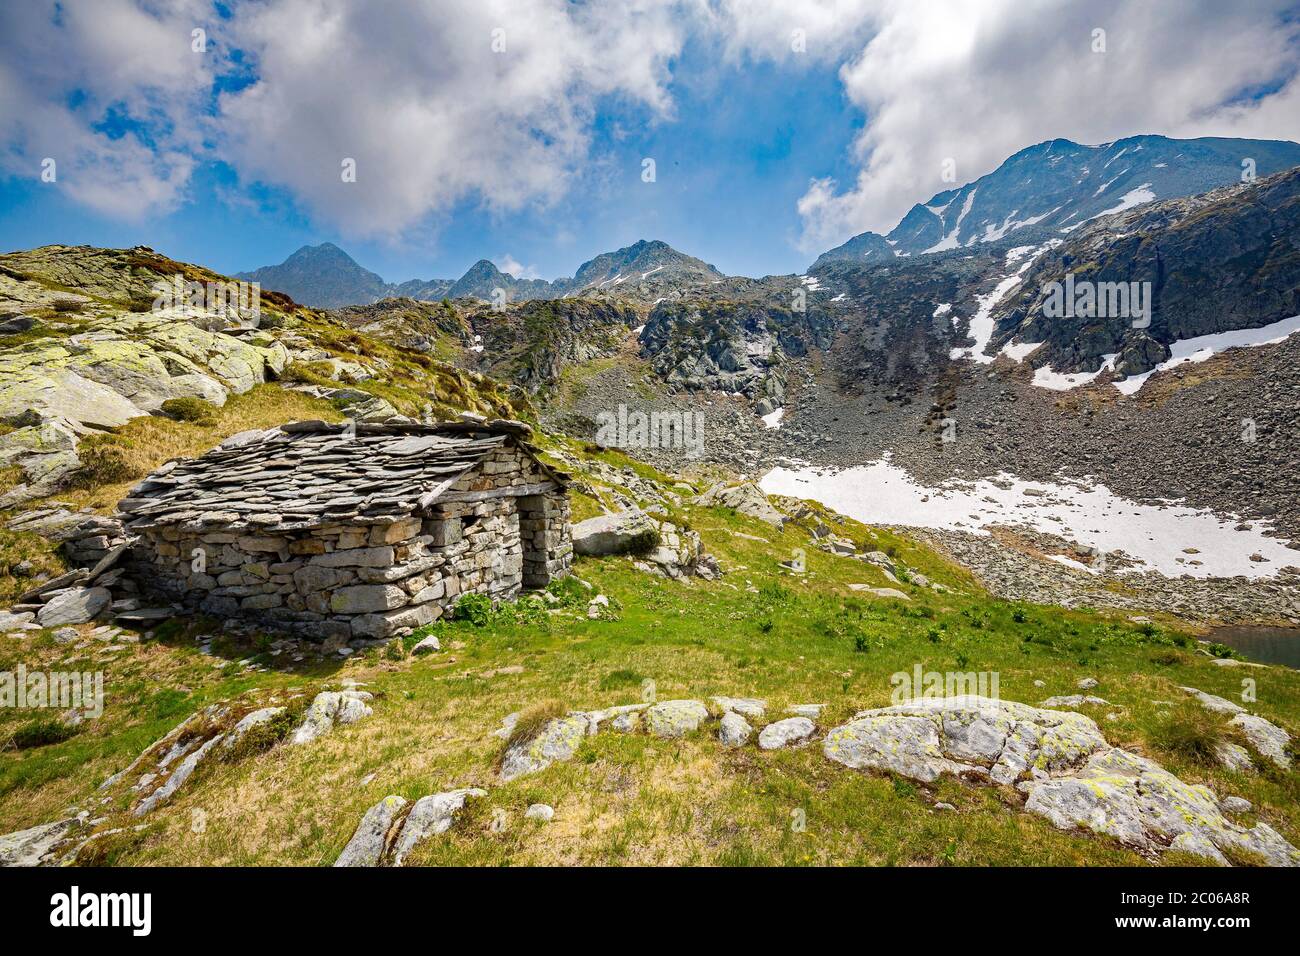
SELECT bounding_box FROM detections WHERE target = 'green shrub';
[160,396,218,423]
[6,717,80,750]
[73,438,143,486]
[452,592,493,626]
[626,528,662,556]
[544,576,589,608]
[1207,642,1242,661]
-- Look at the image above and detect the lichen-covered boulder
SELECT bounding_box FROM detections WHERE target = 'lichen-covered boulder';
[389,789,486,865]
[498,713,590,781]
[718,711,753,748]
[823,696,1108,785]
[643,699,709,738]
[581,703,649,734]
[758,716,816,750]
[334,795,408,867]
[1023,748,1299,866]
[290,690,373,745]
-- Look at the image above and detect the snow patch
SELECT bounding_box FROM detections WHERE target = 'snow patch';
[1000,339,1044,362]
[1112,313,1300,395]
[924,187,978,253]
[759,460,1297,579]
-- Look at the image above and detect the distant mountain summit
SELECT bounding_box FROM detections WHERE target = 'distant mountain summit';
[447,259,558,301]
[235,242,394,309]
[813,134,1300,268]
[238,238,723,308]
[570,239,724,291]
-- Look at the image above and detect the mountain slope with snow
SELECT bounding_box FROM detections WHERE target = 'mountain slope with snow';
[813,135,1300,267]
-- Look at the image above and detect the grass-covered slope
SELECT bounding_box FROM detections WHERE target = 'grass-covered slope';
[2,480,1296,866]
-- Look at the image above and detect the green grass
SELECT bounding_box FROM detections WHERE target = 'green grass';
[0,496,1295,867]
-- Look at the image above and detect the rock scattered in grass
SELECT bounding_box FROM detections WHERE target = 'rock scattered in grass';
[1040,695,1109,708]
[525,803,554,822]
[718,711,752,747]
[1229,713,1292,769]
[758,716,816,750]
[787,703,825,719]
[643,699,709,738]
[1180,685,1245,714]
[711,696,767,719]
[1214,741,1254,773]
[1221,796,1253,814]
[290,690,373,745]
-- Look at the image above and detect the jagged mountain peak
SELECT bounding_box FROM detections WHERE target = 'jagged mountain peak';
[236,242,392,309]
[571,239,725,291]
[813,134,1300,269]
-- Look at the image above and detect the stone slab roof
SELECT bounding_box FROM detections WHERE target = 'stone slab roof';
[118,419,564,533]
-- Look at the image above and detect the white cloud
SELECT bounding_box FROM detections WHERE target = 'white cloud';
[493,254,541,279]
[784,0,1300,252]
[216,0,687,235]
[3,0,1298,255]
[0,0,218,219]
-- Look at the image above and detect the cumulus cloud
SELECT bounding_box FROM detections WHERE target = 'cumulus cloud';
[785,0,1300,252]
[4,0,1299,254]
[0,0,217,219]
[216,0,687,235]
[493,254,541,279]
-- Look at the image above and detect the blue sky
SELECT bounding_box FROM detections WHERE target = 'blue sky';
[1,1,1298,284]
[0,34,862,282]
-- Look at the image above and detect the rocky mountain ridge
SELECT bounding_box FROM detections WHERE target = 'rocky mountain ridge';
[239,239,726,309]
[814,135,1300,268]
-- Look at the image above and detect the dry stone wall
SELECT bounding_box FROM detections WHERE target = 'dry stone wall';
[127,445,571,641]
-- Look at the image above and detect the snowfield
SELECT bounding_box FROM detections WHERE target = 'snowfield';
[1021,314,1300,395]
[760,457,1297,580]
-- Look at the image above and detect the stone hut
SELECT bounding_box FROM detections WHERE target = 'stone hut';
[117,418,572,641]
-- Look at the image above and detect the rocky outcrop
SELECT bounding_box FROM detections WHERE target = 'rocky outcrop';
[335,788,487,867]
[824,696,1298,866]
[693,481,786,527]
[571,509,719,580]
[1025,748,1297,866]
[290,690,373,745]
[0,816,87,867]
[1180,685,1293,770]
[498,713,590,782]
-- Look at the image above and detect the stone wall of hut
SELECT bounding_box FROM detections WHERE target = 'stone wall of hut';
[126,446,572,642]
